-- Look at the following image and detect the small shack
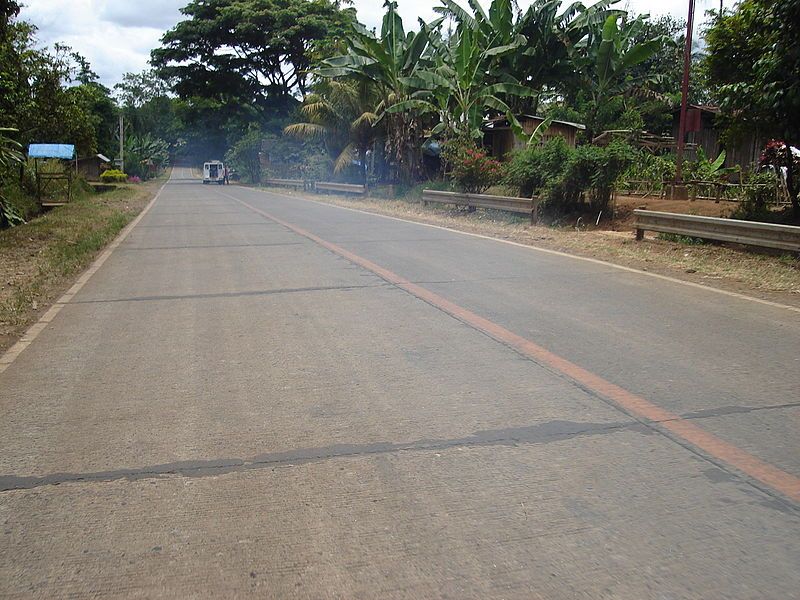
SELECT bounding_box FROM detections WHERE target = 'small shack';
[28,143,76,205]
[483,114,586,160]
[77,153,111,180]
[671,105,763,171]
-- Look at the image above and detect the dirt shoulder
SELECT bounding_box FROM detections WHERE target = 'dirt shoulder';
[0,178,163,353]
[257,186,800,309]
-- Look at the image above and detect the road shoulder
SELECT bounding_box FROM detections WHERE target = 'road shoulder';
[0,177,166,355]
[253,186,800,310]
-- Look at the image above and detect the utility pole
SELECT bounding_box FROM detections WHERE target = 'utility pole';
[674,0,696,191]
[119,113,124,172]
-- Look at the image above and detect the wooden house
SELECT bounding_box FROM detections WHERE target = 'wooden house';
[482,114,586,160]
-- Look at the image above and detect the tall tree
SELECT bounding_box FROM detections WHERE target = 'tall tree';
[705,0,800,211]
[152,0,356,105]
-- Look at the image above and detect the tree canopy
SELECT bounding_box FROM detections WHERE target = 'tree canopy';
[705,0,800,145]
[152,0,357,105]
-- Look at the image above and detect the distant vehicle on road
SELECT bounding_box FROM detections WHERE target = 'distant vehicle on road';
[203,161,225,185]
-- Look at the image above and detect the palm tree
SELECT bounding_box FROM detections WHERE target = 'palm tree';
[284,79,382,183]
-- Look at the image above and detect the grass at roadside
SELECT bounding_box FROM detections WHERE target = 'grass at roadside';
[0,178,163,352]
[259,187,800,306]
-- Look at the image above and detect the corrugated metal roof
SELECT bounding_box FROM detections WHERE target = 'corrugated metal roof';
[28,144,75,159]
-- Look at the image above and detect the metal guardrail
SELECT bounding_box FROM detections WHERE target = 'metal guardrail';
[315,181,367,195]
[264,178,307,190]
[422,189,540,223]
[634,209,800,252]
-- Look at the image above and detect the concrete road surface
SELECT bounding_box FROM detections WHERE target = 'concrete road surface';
[1,167,799,598]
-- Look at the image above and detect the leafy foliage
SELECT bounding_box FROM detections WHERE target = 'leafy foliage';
[543,141,636,215]
[442,139,504,194]
[224,128,266,184]
[123,134,169,180]
[152,0,355,104]
[731,171,777,221]
[0,126,24,227]
[316,1,437,181]
[705,0,800,211]
[284,79,381,181]
[566,12,667,139]
[504,136,572,197]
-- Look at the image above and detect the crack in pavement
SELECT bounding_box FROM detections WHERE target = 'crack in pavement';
[680,402,800,420]
[68,283,389,305]
[0,419,645,491]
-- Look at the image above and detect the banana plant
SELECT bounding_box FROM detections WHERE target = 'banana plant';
[124,133,170,178]
[568,12,666,138]
[386,22,533,141]
[434,0,624,113]
[316,1,438,181]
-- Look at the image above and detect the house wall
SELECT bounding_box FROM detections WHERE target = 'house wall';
[671,112,763,173]
[485,118,580,161]
[77,157,103,180]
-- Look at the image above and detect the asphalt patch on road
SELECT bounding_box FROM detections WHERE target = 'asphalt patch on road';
[0,419,645,491]
[69,283,388,305]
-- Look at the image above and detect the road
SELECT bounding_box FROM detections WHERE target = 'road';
[1,167,799,598]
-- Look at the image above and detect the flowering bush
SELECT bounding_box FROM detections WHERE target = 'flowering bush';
[127,175,142,184]
[759,140,800,173]
[443,139,504,194]
[100,169,128,183]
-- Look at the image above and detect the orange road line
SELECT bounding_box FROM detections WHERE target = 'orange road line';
[226,193,800,505]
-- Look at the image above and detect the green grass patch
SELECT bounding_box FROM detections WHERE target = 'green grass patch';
[0,183,154,332]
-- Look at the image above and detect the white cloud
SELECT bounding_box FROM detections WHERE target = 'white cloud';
[97,0,187,29]
[18,0,736,88]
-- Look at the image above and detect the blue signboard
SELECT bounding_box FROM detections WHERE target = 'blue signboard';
[28,144,75,159]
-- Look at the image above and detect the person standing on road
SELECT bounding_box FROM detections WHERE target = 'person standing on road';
[223,166,229,185]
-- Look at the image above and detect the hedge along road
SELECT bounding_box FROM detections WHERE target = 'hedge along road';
[0,166,798,598]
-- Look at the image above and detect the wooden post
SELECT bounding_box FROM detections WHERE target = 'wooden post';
[636,228,644,241]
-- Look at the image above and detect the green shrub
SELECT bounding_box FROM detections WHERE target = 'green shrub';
[225,129,263,183]
[504,137,572,197]
[100,169,128,183]
[574,141,636,211]
[621,151,675,188]
[542,141,636,216]
[731,171,777,221]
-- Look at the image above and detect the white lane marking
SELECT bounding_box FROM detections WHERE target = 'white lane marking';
[0,172,172,374]
[238,185,800,315]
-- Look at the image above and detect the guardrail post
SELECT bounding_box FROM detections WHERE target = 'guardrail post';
[635,227,644,241]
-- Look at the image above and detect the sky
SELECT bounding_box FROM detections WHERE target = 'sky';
[19,0,736,89]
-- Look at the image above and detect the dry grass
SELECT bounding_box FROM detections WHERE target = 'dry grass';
[263,187,800,306]
[0,179,162,352]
